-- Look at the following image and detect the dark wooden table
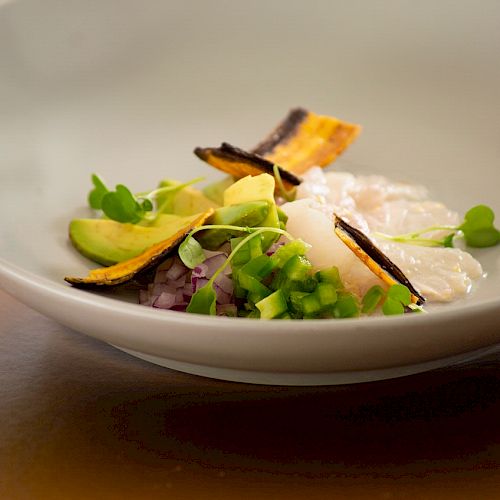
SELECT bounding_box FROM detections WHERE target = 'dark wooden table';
[1,289,499,499]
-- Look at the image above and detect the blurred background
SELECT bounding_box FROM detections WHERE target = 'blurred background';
[1,0,500,199]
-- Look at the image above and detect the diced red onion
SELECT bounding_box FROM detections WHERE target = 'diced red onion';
[214,283,232,305]
[192,263,208,279]
[215,273,234,295]
[193,277,209,291]
[166,259,189,280]
[203,253,228,278]
[153,291,176,309]
[183,282,193,297]
[140,251,237,313]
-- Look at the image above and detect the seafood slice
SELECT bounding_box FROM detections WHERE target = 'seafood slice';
[65,209,213,288]
[334,215,425,305]
[194,142,301,190]
[252,108,362,175]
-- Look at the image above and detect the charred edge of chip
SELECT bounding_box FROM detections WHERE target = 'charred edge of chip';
[194,142,302,186]
[65,210,214,289]
[251,107,309,157]
[334,215,426,305]
[64,238,184,289]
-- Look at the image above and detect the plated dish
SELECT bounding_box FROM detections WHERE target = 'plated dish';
[1,105,499,385]
[64,108,498,322]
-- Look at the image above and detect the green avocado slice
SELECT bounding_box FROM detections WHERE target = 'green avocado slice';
[69,213,205,266]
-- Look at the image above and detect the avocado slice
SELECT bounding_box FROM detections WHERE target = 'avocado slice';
[223,174,280,250]
[69,213,205,266]
[195,201,270,250]
[156,180,218,216]
[202,176,234,205]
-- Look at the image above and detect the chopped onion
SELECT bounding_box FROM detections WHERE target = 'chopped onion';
[153,291,176,309]
[139,251,236,313]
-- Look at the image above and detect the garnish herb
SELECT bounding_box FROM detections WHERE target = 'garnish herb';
[87,174,203,224]
[382,284,412,315]
[88,174,109,209]
[273,164,296,202]
[375,205,500,249]
[361,285,385,314]
[362,283,413,316]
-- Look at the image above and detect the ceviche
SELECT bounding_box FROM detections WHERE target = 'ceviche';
[65,108,499,319]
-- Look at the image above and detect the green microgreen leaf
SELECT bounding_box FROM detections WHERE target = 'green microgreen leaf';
[361,285,385,314]
[375,204,500,249]
[386,283,412,305]
[101,184,143,223]
[333,292,360,318]
[186,285,217,315]
[88,174,109,210]
[273,164,296,202]
[382,297,405,315]
[178,236,206,269]
[459,205,500,247]
[140,198,154,212]
[443,233,455,248]
[382,284,412,316]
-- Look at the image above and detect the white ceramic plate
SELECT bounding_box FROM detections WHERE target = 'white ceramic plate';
[1,0,500,385]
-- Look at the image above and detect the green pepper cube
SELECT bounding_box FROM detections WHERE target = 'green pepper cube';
[270,240,310,268]
[315,266,343,289]
[333,292,360,318]
[288,291,309,313]
[301,293,321,316]
[256,290,288,319]
[236,270,271,296]
[240,254,276,280]
[281,254,313,282]
[314,282,337,307]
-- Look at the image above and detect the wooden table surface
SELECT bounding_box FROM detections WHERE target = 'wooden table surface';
[1,288,499,499]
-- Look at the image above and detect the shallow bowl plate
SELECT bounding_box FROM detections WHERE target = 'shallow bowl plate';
[1,0,499,384]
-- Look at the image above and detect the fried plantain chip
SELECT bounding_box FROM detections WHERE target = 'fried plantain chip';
[194,108,361,183]
[252,108,361,175]
[194,142,301,190]
[65,209,213,288]
[334,215,425,305]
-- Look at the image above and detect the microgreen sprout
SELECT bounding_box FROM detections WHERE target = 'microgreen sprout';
[87,174,203,224]
[273,164,296,202]
[362,283,416,316]
[375,205,500,249]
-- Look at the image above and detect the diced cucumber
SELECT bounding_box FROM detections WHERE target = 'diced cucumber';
[314,282,338,307]
[240,254,276,280]
[333,292,360,318]
[301,293,322,316]
[315,266,343,289]
[270,239,309,268]
[256,290,288,319]
[281,254,313,282]
[237,272,271,302]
